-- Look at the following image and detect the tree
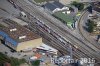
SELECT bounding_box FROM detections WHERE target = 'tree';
[10,57,26,66]
[87,6,92,13]
[87,19,96,33]
[69,7,74,12]
[71,1,84,11]
[0,52,27,66]
[31,60,40,66]
[0,53,10,64]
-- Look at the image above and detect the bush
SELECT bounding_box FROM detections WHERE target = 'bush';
[0,52,27,66]
[0,52,10,63]
[10,57,26,66]
[31,60,40,66]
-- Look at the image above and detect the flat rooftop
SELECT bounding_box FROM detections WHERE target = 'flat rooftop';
[10,18,28,26]
[0,19,40,43]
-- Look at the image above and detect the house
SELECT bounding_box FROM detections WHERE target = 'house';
[44,1,69,13]
[93,2,100,12]
[4,62,11,66]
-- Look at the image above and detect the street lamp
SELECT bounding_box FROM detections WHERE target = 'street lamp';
[64,43,73,59]
[68,44,73,59]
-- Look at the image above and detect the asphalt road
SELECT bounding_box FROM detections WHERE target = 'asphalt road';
[78,11,100,50]
[0,0,20,18]
[11,0,100,64]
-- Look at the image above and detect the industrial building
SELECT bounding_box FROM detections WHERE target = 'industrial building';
[0,19,57,54]
[0,19,42,51]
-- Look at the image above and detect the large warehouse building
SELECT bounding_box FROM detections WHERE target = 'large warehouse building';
[0,19,42,51]
[0,19,57,54]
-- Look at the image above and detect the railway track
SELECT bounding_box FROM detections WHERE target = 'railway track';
[12,0,100,63]
[28,19,89,59]
[77,10,100,50]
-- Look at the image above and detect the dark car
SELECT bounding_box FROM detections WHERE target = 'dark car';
[7,0,14,4]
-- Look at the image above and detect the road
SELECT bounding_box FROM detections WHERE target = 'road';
[11,0,100,64]
[0,0,20,18]
[78,11,100,50]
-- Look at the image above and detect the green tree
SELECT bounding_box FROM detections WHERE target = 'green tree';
[10,57,26,66]
[87,19,96,33]
[0,52,27,66]
[0,52,10,63]
[31,60,40,66]
[71,1,84,10]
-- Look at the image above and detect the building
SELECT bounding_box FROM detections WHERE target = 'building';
[0,19,42,52]
[44,1,69,13]
[4,62,11,66]
[93,2,100,12]
[59,0,99,5]
[0,19,57,54]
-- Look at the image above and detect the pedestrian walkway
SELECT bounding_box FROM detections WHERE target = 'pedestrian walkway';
[39,54,57,66]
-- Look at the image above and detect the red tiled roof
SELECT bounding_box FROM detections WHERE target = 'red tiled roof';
[4,62,11,66]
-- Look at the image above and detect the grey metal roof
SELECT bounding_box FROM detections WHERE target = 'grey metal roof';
[45,1,64,11]
[45,3,57,11]
[52,1,64,8]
